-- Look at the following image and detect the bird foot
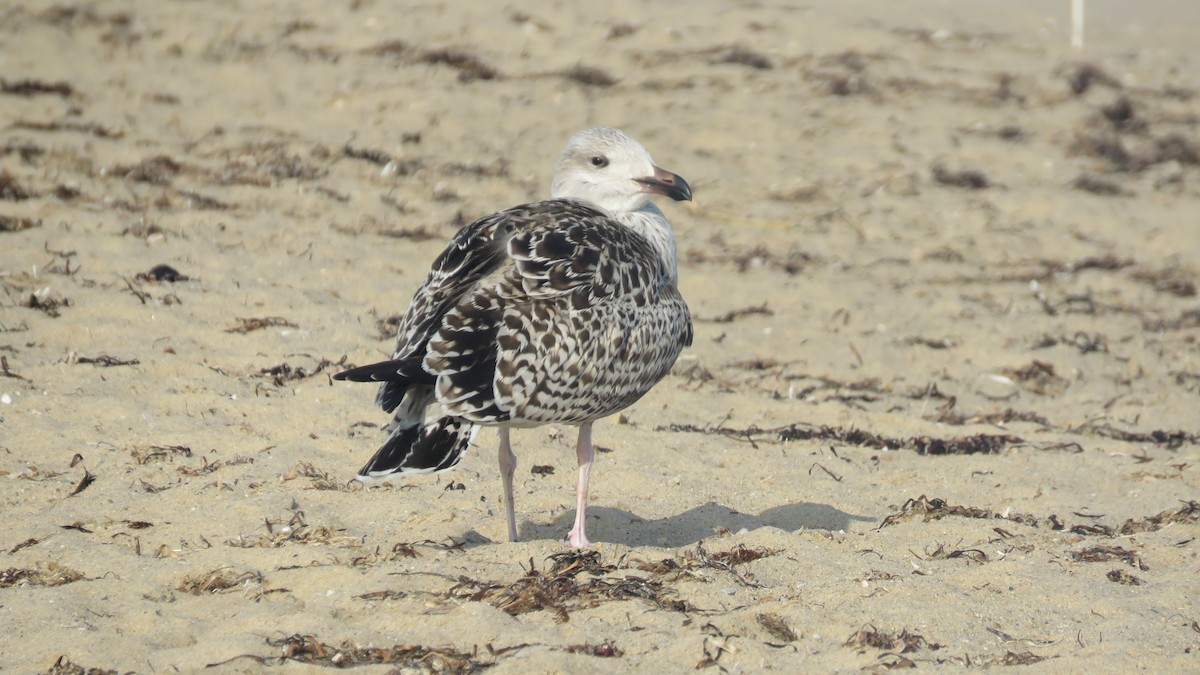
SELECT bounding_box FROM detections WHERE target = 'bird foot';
[564,528,591,549]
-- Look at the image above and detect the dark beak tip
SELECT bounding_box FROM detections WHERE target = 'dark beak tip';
[638,170,693,202]
[673,175,693,202]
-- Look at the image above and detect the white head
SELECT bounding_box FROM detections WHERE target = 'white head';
[550,127,691,215]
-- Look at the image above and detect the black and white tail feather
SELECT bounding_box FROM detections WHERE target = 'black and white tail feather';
[339,381,478,479]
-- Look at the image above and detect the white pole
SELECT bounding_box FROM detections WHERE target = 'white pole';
[1071,0,1085,50]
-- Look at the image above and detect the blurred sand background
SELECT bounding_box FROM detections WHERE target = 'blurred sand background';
[2,0,1199,672]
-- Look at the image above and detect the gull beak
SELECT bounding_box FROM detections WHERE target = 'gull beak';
[635,165,692,202]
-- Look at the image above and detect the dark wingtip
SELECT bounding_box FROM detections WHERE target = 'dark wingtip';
[332,365,376,382]
[334,358,430,384]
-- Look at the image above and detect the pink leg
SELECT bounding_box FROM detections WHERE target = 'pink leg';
[565,422,595,548]
[497,428,518,542]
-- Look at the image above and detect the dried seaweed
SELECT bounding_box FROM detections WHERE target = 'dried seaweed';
[210,142,326,184]
[7,538,39,554]
[355,589,408,601]
[641,542,777,587]
[1070,545,1148,570]
[698,543,774,567]
[0,140,44,161]
[226,513,354,549]
[1118,501,1200,534]
[993,651,1048,665]
[993,255,1133,284]
[0,563,86,588]
[207,634,492,671]
[66,469,96,497]
[0,78,73,97]
[379,224,441,240]
[806,50,877,97]
[1106,569,1143,585]
[1072,173,1127,196]
[777,423,1022,455]
[362,42,501,82]
[662,420,1024,455]
[607,23,638,40]
[563,65,617,87]
[1066,63,1121,95]
[902,335,960,349]
[19,292,70,317]
[1072,122,1200,173]
[927,406,1051,428]
[879,496,1193,543]
[909,434,1022,455]
[71,354,139,368]
[1,170,37,200]
[756,612,798,642]
[44,655,121,675]
[134,264,188,282]
[1030,332,1107,354]
[714,46,773,69]
[281,461,343,490]
[0,215,41,232]
[0,355,30,384]
[342,142,396,167]
[1068,420,1198,449]
[565,641,623,657]
[843,624,942,653]
[921,543,989,564]
[225,317,298,333]
[1002,360,1069,396]
[130,444,192,464]
[1144,308,1200,332]
[350,541,421,568]
[177,455,254,476]
[451,547,729,619]
[53,184,81,200]
[696,303,774,323]
[1100,96,1141,131]
[11,119,123,138]
[420,48,500,82]
[685,240,814,275]
[1129,266,1197,298]
[879,495,1041,530]
[177,567,262,595]
[177,188,233,210]
[958,123,1027,142]
[108,155,182,184]
[452,550,694,621]
[696,622,737,669]
[1175,371,1200,394]
[255,356,344,386]
[932,164,990,189]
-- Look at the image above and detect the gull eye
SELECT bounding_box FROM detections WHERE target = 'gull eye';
[590,155,609,168]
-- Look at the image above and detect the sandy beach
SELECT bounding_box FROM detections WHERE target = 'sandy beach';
[2,1,1199,672]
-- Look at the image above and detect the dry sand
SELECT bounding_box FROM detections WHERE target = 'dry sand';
[2,1,1199,672]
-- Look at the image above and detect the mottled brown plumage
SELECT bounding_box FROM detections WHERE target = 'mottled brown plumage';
[335,127,692,547]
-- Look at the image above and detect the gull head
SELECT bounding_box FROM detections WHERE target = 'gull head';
[550,127,691,215]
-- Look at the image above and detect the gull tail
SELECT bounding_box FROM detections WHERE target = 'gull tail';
[357,415,480,480]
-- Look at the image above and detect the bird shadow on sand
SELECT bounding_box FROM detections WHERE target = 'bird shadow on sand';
[506,501,876,549]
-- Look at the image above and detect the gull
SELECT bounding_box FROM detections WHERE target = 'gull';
[334,127,693,547]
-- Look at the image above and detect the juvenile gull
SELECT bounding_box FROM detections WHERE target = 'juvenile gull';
[334,127,692,548]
